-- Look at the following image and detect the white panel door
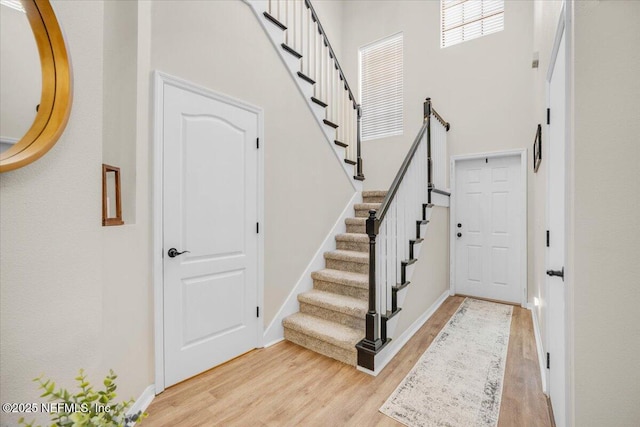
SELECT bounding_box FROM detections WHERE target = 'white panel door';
[162,83,259,387]
[546,31,567,427]
[455,155,523,303]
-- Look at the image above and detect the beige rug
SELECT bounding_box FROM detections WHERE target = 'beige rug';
[380,298,513,427]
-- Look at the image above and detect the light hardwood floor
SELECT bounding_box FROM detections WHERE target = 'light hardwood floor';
[145,296,552,426]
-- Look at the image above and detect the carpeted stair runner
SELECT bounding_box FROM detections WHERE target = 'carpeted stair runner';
[283,190,386,365]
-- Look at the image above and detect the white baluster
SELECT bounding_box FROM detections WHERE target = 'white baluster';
[284,0,289,42]
[304,6,310,77]
[338,75,343,143]
[298,0,303,56]
[317,36,323,101]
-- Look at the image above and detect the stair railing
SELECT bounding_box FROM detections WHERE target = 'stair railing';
[265,0,364,180]
[356,98,450,371]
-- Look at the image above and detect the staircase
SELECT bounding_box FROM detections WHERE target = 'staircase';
[248,0,451,370]
[282,190,386,365]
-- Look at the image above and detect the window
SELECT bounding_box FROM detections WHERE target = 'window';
[359,33,403,141]
[441,0,504,48]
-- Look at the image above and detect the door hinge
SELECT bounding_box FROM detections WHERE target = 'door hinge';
[546,230,550,247]
[546,352,550,369]
[546,108,551,125]
[256,222,259,233]
[256,137,260,149]
[257,306,260,317]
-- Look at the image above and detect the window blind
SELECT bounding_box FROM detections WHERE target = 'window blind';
[359,33,403,141]
[441,0,504,48]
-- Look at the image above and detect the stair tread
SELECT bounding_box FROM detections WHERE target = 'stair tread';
[335,233,369,243]
[283,312,363,351]
[311,269,368,289]
[354,203,382,210]
[362,190,388,197]
[298,289,367,317]
[324,249,369,263]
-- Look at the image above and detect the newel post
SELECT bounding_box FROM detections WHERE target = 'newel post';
[355,104,365,180]
[356,210,383,370]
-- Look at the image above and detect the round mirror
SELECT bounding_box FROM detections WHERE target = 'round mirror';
[0,0,72,172]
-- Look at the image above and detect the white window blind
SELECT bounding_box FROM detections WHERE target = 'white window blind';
[441,0,504,48]
[359,33,403,141]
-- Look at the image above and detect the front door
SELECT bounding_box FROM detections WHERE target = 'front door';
[546,30,567,427]
[161,79,260,387]
[454,154,524,304]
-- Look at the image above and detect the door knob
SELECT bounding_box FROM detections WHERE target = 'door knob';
[546,267,564,281]
[168,248,190,258]
[457,232,462,238]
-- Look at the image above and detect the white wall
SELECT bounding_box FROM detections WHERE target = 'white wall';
[310,0,344,60]
[102,0,138,223]
[395,207,449,335]
[0,1,106,425]
[571,1,640,424]
[340,0,534,192]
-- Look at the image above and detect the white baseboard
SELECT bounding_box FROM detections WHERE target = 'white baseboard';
[128,384,155,424]
[262,192,361,345]
[264,337,285,348]
[357,290,450,376]
[527,302,547,394]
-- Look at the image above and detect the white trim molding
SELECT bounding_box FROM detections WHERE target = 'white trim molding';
[263,191,361,347]
[152,71,265,393]
[357,290,450,376]
[449,149,528,307]
[127,384,155,424]
[527,303,548,394]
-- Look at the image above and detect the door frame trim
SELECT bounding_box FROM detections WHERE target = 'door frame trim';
[449,149,528,307]
[544,4,574,424]
[152,71,265,394]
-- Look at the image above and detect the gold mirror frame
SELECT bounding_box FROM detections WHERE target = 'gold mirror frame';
[0,0,72,172]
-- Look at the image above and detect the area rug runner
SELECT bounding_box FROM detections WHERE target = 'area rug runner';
[380,298,513,427]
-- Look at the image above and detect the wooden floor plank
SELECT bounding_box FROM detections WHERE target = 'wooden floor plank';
[146,296,551,426]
